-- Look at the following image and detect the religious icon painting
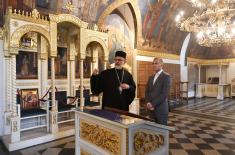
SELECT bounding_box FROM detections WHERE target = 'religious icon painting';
[48,47,67,79]
[75,56,91,78]
[16,51,38,79]
[20,88,39,110]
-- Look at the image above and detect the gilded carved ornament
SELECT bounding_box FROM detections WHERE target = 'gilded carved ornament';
[10,25,50,55]
[7,7,49,25]
[80,120,121,155]
[0,27,3,39]
[49,14,88,28]
[134,131,164,155]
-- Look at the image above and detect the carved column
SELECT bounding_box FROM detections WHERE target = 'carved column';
[50,56,58,133]
[3,55,12,134]
[38,36,48,97]
[79,59,84,110]
[10,54,20,142]
[11,55,17,116]
[70,60,75,96]
[5,57,12,112]
[68,37,76,97]
[129,49,139,114]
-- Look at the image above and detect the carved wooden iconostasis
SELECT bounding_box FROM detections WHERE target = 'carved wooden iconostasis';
[0,7,109,149]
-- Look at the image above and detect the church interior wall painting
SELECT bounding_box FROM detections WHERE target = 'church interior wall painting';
[48,47,67,79]
[75,56,91,78]
[57,0,111,23]
[16,51,38,79]
[105,14,134,71]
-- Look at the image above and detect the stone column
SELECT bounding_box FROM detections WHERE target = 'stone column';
[50,56,58,133]
[198,64,201,84]
[196,64,203,98]
[79,59,84,110]
[217,65,224,100]
[218,65,222,85]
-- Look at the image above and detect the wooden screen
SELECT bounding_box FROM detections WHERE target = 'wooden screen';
[137,61,180,100]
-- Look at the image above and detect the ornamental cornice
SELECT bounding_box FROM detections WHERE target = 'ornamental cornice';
[49,14,88,28]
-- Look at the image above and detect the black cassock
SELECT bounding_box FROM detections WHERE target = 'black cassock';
[90,68,136,111]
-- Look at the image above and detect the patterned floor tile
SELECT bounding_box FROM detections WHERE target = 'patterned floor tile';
[1,98,235,155]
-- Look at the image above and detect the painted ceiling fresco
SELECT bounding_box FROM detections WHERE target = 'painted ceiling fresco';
[136,0,235,59]
[2,0,235,59]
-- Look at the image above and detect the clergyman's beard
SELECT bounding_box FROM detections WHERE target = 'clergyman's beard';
[115,65,123,69]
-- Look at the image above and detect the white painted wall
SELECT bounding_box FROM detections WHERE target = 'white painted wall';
[180,34,190,82]
[206,66,228,84]
[227,63,235,83]
[0,39,4,136]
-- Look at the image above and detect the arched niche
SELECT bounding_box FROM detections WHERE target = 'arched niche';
[9,24,50,55]
[83,36,108,62]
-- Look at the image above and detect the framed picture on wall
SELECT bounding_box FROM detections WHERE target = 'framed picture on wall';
[16,51,38,79]
[48,47,67,79]
[75,56,91,78]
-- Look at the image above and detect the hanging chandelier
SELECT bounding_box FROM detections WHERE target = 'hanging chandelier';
[175,0,235,47]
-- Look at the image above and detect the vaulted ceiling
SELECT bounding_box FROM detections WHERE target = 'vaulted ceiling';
[1,0,235,59]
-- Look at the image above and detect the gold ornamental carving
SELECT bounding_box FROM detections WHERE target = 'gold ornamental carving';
[49,14,88,28]
[8,7,49,25]
[134,131,164,155]
[0,27,3,39]
[10,25,50,54]
[80,120,121,155]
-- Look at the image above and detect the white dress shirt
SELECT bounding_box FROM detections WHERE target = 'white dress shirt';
[153,69,163,85]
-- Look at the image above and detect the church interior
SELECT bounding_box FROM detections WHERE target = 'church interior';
[0,0,235,155]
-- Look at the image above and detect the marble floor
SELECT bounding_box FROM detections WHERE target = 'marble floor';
[1,98,235,155]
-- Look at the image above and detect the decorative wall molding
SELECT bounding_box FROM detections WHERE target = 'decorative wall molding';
[138,50,235,64]
[7,7,49,26]
[49,14,88,28]
[137,50,180,60]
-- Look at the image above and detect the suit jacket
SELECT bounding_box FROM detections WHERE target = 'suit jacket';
[145,71,171,115]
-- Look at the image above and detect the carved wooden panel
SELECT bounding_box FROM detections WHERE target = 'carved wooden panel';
[137,61,180,100]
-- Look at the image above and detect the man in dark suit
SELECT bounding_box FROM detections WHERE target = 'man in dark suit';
[145,57,171,125]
